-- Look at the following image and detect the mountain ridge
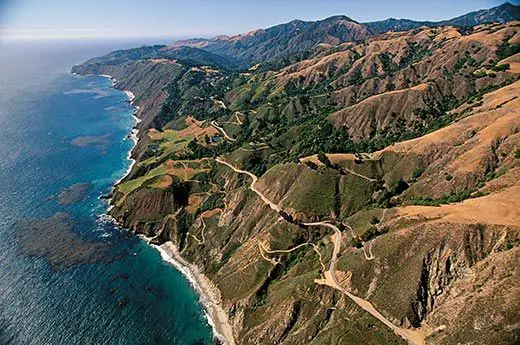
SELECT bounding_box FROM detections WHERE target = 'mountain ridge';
[364,1,520,33]
[170,2,519,66]
[169,15,372,68]
[80,2,519,71]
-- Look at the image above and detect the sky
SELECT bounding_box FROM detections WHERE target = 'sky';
[0,0,515,40]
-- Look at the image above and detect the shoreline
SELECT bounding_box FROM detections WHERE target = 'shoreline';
[119,89,140,185]
[146,239,236,345]
[98,74,140,199]
[93,73,235,344]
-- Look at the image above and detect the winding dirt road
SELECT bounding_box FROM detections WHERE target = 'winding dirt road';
[215,158,280,212]
[234,112,243,125]
[211,121,237,142]
[303,222,425,345]
[258,240,327,272]
[215,157,427,345]
[342,166,378,182]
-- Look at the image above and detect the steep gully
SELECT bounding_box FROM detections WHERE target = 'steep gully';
[215,158,428,345]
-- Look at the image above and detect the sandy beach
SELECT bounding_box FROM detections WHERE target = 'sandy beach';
[152,241,236,345]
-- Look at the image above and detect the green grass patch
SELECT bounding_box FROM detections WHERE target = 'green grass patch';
[283,170,337,217]
[410,188,482,206]
[117,165,167,195]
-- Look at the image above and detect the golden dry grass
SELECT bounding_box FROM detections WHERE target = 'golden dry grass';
[377,81,520,173]
[150,174,173,189]
[148,116,219,144]
[147,128,164,140]
[397,185,520,227]
[186,194,204,214]
[201,208,223,219]
[178,116,219,142]
[164,159,211,180]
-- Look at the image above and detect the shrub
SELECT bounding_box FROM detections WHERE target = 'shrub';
[411,167,425,180]
[496,38,520,61]
[391,178,409,195]
[473,70,487,78]
[370,216,380,225]
[361,225,389,242]
[411,189,476,206]
[495,168,508,179]
[351,237,363,248]
[317,152,334,168]
[347,70,365,86]
[492,63,510,72]
[486,171,496,181]
[305,161,318,170]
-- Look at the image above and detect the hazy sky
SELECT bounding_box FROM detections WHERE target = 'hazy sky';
[0,0,515,40]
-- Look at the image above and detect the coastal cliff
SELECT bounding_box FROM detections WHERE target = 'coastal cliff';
[73,16,520,345]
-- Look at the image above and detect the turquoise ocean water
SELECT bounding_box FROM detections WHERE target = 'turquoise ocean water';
[0,40,214,345]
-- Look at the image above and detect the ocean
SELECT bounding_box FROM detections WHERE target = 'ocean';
[0,40,214,345]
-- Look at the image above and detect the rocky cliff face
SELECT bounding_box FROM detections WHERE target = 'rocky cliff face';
[72,59,185,134]
[72,15,520,345]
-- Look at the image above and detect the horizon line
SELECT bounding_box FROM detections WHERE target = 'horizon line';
[1,2,516,42]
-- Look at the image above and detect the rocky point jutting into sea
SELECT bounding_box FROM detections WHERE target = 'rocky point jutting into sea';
[72,3,520,344]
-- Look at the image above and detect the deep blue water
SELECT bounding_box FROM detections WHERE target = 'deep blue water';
[0,41,214,345]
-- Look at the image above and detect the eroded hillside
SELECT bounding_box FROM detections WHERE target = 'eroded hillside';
[73,19,520,345]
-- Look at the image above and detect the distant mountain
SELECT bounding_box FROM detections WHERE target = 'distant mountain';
[440,1,520,27]
[77,2,519,72]
[170,16,372,68]
[76,16,371,70]
[364,18,436,34]
[174,2,519,66]
[76,45,239,70]
[365,2,520,33]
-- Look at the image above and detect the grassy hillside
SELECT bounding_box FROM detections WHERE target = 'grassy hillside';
[73,15,520,345]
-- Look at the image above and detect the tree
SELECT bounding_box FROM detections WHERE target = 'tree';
[317,152,333,168]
